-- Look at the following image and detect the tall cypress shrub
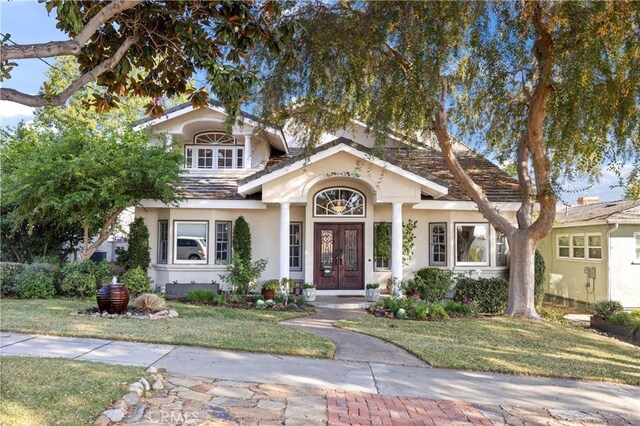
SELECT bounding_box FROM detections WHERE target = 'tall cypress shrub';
[121,217,150,273]
[534,249,546,307]
[233,216,252,265]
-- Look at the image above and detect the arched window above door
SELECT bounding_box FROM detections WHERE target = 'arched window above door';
[314,188,365,217]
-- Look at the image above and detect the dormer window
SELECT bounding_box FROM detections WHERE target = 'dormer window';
[184,131,244,170]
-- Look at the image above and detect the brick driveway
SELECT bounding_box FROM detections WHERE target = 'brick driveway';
[327,391,492,426]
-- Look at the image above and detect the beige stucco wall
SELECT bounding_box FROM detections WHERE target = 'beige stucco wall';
[540,224,609,306]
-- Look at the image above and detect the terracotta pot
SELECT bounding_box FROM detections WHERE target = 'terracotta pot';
[97,285,111,313]
[262,289,275,300]
[96,283,130,314]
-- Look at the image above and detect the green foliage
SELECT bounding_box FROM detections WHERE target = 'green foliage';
[379,297,474,321]
[366,283,380,289]
[120,267,153,298]
[453,277,509,314]
[538,306,569,324]
[534,250,546,307]
[623,173,640,200]
[1,123,183,261]
[220,253,267,295]
[0,262,27,297]
[373,220,418,266]
[186,289,218,302]
[293,295,307,307]
[233,216,252,265]
[60,271,96,299]
[302,282,316,289]
[591,300,624,320]
[13,268,56,299]
[118,218,150,273]
[61,261,113,288]
[262,281,279,292]
[412,268,455,302]
[608,312,640,334]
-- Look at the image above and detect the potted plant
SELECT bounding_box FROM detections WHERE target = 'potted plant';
[302,283,316,302]
[366,283,380,302]
[261,281,278,300]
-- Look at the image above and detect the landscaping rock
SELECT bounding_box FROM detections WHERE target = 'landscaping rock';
[139,377,151,391]
[93,415,111,426]
[151,377,164,390]
[122,392,140,406]
[103,408,125,422]
[146,366,158,374]
[124,402,147,423]
[128,382,144,396]
[168,309,179,318]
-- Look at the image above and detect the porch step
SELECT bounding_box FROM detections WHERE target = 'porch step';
[309,296,375,310]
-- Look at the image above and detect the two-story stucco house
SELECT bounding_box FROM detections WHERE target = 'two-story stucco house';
[133,100,523,295]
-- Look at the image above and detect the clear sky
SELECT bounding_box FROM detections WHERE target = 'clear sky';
[0,0,628,204]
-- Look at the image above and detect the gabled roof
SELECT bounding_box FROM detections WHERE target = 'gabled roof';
[556,199,640,224]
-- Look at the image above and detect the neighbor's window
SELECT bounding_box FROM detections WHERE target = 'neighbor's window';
[429,223,447,266]
[557,234,570,258]
[158,220,168,264]
[374,222,391,271]
[314,187,365,217]
[496,232,509,267]
[215,221,232,265]
[455,223,489,266]
[572,235,585,259]
[290,222,303,271]
[174,221,208,264]
[184,131,244,170]
[587,234,602,260]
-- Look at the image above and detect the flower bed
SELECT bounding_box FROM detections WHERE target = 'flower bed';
[370,297,478,321]
[181,290,315,312]
[589,301,640,340]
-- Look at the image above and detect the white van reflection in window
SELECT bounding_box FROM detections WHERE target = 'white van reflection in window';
[176,237,207,260]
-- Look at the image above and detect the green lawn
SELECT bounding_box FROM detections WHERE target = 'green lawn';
[335,315,640,385]
[0,356,142,425]
[0,299,334,358]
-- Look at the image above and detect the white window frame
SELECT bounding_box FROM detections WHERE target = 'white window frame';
[571,234,586,259]
[454,223,490,266]
[173,221,208,265]
[556,234,570,259]
[635,232,640,262]
[586,233,602,261]
[429,222,447,267]
[214,221,232,265]
[158,220,168,264]
[184,131,244,170]
[289,222,303,271]
[495,231,509,267]
[313,187,366,217]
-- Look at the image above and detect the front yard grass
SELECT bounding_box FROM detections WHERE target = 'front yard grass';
[0,356,142,425]
[0,299,334,358]
[335,315,640,385]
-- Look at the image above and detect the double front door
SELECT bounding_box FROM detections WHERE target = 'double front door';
[314,223,364,290]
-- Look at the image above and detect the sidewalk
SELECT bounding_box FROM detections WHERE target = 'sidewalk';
[2,331,639,423]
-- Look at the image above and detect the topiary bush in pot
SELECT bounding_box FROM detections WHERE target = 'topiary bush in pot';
[121,266,153,297]
[453,276,508,314]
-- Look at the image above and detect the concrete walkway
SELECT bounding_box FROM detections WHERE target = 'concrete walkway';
[1,331,639,422]
[282,308,427,366]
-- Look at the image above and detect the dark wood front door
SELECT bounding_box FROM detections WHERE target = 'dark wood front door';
[314,223,364,290]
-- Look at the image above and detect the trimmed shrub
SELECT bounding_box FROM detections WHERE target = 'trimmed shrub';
[453,277,508,314]
[233,216,252,265]
[118,217,150,273]
[591,300,624,320]
[0,262,27,296]
[60,271,97,298]
[186,289,218,302]
[120,266,153,297]
[412,267,454,302]
[13,268,56,299]
[534,249,546,306]
[61,261,112,289]
[134,293,164,311]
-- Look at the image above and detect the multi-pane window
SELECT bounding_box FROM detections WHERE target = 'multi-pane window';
[429,223,447,266]
[184,131,244,170]
[557,235,570,258]
[215,221,232,265]
[314,188,365,216]
[455,223,489,266]
[496,232,508,267]
[373,222,390,271]
[174,221,208,264]
[289,222,303,271]
[158,220,168,264]
[587,234,602,260]
[572,235,585,258]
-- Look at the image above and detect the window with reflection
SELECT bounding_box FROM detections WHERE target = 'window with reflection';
[314,188,365,217]
[455,223,489,266]
[174,221,208,263]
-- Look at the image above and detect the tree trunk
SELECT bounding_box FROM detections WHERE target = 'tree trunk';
[82,224,90,261]
[505,231,540,320]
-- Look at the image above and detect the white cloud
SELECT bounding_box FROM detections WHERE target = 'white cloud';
[0,101,35,118]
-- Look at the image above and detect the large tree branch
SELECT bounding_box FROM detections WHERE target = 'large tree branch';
[0,36,136,107]
[432,85,515,236]
[0,0,142,60]
[525,1,557,241]
[82,207,125,260]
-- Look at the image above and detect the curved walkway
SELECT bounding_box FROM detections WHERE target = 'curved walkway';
[282,308,427,367]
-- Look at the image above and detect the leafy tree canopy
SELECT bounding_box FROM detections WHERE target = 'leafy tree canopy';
[1,0,295,117]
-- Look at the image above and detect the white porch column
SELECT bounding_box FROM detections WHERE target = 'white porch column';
[391,202,403,296]
[243,135,252,169]
[279,202,290,281]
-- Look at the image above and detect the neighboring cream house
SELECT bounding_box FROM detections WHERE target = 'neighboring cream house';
[538,198,640,310]
[133,101,523,295]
